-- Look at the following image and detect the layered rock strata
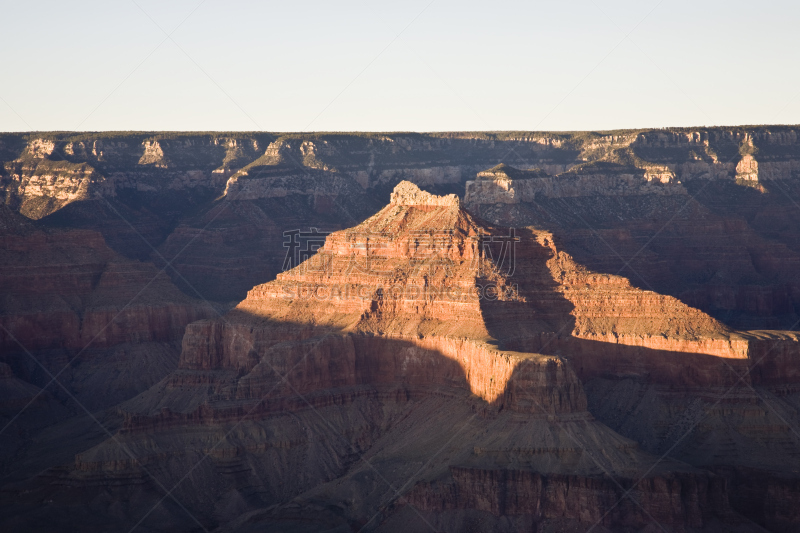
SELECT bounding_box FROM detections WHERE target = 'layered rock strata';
[0,209,213,353]
[8,127,800,222]
[7,128,800,321]
[5,128,800,530]
[0,206,215,415]
[28,183,775,532]
[466,163,800,331]
[465,162,685,206]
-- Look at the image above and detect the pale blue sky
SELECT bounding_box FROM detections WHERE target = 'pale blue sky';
[1,0,798,132]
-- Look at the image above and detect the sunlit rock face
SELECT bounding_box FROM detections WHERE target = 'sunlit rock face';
[180,181,579,408]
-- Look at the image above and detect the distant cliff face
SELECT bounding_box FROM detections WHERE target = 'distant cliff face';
[464,162,686,205]
[4,127,799,220]
[0,133,269,219]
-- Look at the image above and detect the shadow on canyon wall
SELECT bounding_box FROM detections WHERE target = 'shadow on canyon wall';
[38,193,383,302]
[2,250,796,531]
[499,180,800,331]
[478,227,792,389]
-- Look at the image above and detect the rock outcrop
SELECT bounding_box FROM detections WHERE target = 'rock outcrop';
[465,162,685,206]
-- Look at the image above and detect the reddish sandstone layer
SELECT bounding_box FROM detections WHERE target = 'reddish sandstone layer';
[109,184,581,424]
[175,180,774,409]
[174,324,584,414]
[171,182,585,409]
[486,227,761,388]
[0,207,214,353]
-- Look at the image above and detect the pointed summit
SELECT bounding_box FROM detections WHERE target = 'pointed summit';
[234,179,740,370]
[239,181,506,338]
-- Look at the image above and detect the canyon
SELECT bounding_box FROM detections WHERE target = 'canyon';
[2,129,800,532]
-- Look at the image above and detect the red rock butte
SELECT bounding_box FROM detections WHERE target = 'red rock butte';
[183,180,786,403]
